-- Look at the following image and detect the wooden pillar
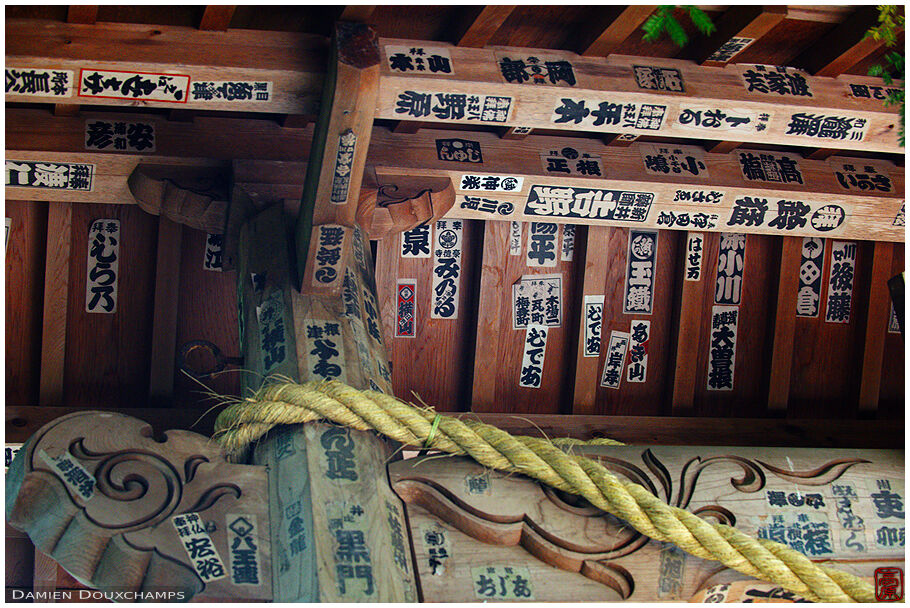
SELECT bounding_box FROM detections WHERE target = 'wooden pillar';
[238,22,416,602]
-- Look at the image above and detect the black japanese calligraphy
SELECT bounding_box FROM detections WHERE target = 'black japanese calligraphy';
[509,221,522,256]
[331,130,357,204]
[527,222,558,267]
[583,295,604,358]
[386,45,453,74]
[706,37,754,62]
[459,173,522,192]
[600,331,629,389]
[833,162,893,193]
[257,291,287,372]
[436,138,482,163]
[739,151,803,184]
[204,233,224,271]
[525,185,654,222]
[512,274,562,329]
[758,513,833,557]
[715,233,745,305]
[626,320,650,383]
[552,98,666,130]
[327,501,374,596]
[307,322,345,382]
[499,54,575,86]
[313,224,346,286]
[191,81,271,102]
[6,67,72,97]
[809,204,846,232]
[79,69,189,102]
[640,144,707,177]
[459,195,514,216]
[741,65,812,97]
[472,566,534,600]
[685,233,704,281]
[395,281,416,338]
[85,219,119,314]
[6,160,94,191]
[39,449,96,500]
[172,512,227,582]
[633,65,684,92]
[825,241,856,323]
[707,305,738,390]
[227,514,261,585]
[561,224,576,261]
[672,189,724,204]
[797,237,825,317]
[401,224,431,258]
[432,220,463,319]
[519,325,549,388]
[396,91,511,122]
[422,524,452,575]
[786,113,867,141]
[847,82,902,101]
[85,120,155,152]
[540,146,603,177]
[657,543,686,599]
[831,484,866,553]
[678,107,764,132]
[321,427,357,481]
[656,211,718,230]
[624,230,657,314]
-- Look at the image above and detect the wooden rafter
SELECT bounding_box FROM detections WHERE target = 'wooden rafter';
[66,5,98,24]
[198,5,236,31]
[793,5,902,77]
[576,5,657,57]
[690,5,788,67]
[452,5,516,47]
[339,5,376,23]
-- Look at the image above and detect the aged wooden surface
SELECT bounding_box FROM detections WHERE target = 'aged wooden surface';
[38,202,72,408]
[5,411,271,600]
[390,444,904,602]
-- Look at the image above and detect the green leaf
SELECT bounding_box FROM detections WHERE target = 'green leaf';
[666,15,689,47]
[687,7,716,36]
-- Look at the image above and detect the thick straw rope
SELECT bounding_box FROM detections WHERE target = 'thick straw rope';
[213,380,874,603]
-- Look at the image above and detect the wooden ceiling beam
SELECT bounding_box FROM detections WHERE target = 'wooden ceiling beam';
[198,5,236,31]
[339,5,376,23]
[577,5,657,57]
[792,5,901,77]
[452,5,516,47]
[66,5,98,24]
[689,5,788,66]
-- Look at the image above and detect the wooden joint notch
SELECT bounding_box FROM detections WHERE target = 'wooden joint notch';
[359,173,455,240]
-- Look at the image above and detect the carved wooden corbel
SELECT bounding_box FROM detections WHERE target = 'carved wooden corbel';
[357,171,456,241]
[6,411,271,601]
[127,166,230,234]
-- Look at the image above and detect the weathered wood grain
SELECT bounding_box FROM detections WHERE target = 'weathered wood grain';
[148,217,183,406]
[858,241,894,413]
[39,202,72,406]
[767,236,802,412]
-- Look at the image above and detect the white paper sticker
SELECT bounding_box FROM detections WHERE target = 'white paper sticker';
[560,224,576,261]
[6,67,74,97]
[386,45,454,75]
[190,80,272,102]
[600,331,630,389]
[509,221,522,256]
[825,241,856,323]
[888,303,900,334]
[459,174,524,193]
[624,229,658,314]
[401,224,432,258]
[431,219,463,319]
[519,324,548,388]
[796,237,825,317]
[7,160,95,191]
[173,512,227,582]
[203,233,224,271]
[583,295,605,358]
[79,68,189,102]
[707,305,739,391]
[85,219,119,313]
[512,273,562,329]
[39,449,96,500]
[227,513,262,586]
[685,233,704,281]
[626,320,650,383]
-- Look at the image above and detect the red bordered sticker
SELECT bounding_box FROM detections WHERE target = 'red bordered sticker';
[876,567,904,602]
[396,280,416,338]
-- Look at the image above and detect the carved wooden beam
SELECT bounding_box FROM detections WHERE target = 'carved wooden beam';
[235,22,416,602]
[6,411,271,600]
[390,444,904,602]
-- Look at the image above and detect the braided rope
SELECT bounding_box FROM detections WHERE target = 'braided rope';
[213,380,874,603]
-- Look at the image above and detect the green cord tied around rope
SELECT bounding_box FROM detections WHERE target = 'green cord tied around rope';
[213,379,875,603]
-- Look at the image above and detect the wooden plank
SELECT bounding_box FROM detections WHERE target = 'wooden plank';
[472,221,579,414]
[376,43,903,153]
[6,201,47,406]
[572,226,607,413]
[858,241,894,413]
[147,217,183,406]
[453,6,516,47]
[33,550,58,602]
[339,5,376,23]
[198,5,236,30]
[375,222,479,411]
[367,128,905,243]
[577,5,657,57]
[793,5,895,77]
[691,6,788,66]
[38,203,72,406]
[671,231,712,414]
[66,5,98,24]
[6,19,327,114]
[767,236,802,412]
[393,445,903,602]
[7,404,906,449]
[879,245,904,418]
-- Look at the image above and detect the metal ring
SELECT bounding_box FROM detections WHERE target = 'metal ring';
[178,340,229,379]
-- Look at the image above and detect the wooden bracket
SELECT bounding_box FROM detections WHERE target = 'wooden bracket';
[358,175,456,240]
[5,411,271,601]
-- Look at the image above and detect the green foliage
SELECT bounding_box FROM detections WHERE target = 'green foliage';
[866,6,905,146]
[642,5,716,47]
